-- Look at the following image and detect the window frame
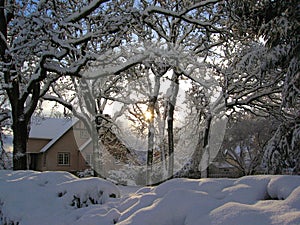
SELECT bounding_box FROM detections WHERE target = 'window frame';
[57,152,70,166]
[80,130,89,139]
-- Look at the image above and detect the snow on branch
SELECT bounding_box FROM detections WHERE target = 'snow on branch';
[64,0,110,23]
[0,111,10,123]
[143,0,223,30]
[84,53,149,79]
[83,42,209,81]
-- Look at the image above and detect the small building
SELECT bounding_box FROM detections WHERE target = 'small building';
[208,151,243,178]
[26,117,140,175]
[27,117,92,173]
[208,161,242,178]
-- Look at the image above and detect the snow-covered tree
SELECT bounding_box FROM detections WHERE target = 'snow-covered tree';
[221,115,276,175]
[220,0,300,174]
[207,0,299,175]
[41,0,230,182]
[136,0,230,180]
[0,0,137,169]
[264,116,300,174]
[227,0,299,108]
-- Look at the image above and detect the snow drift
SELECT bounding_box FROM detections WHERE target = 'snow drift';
[118,176,300,225]
[0,170,299,225]
[0,170,120,225]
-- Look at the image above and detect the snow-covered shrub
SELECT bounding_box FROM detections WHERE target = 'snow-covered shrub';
[108,165,146,186]
[58,177,120,208]
[76,169,94,178]
[0,170,120,224]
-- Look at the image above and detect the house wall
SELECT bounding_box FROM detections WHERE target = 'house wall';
[208,164,242,178]
[27,138,50,153]
[35,153,44,171]
[42,127,91,172]
[27,138,50,171]
[28,119,138,175]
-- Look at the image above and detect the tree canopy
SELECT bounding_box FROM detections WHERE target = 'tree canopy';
[0,0,298,176]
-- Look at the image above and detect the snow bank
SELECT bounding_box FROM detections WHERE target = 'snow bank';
[0,171,299,225]
[0,170,120,225]
[117,175,300,225]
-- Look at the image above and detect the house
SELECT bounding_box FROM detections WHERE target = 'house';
[26,117,140,175]
[208,151,243,178]
[27,117,92,173]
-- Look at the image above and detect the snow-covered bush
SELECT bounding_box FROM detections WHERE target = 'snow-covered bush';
[76,169,94,178]
[108,165,146,186]
[0,170,120,225]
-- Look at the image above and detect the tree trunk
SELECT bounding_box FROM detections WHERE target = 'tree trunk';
[92,131,101,177]
[0,0,7,59]
[199,114,212,178]
[146,73,161,185]
[1,0,30,170]
[189,131,204,178]
[167,103,174,178]
[167,73,179,178]
[12,118,29,170]
[146,99,155,185]
[10,82,40,170]
[189,113,212,178]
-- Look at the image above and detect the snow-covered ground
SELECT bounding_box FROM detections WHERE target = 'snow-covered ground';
[0,170,299,225]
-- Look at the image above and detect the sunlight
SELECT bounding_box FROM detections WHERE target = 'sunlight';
[144,111,153,122]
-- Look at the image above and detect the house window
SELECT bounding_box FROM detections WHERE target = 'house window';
[57,152,70,165]
[80,130,89,139]
[75,122,81,129]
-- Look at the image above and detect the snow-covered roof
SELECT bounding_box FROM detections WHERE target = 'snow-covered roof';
[29,117,74,139]
[29,117,79,153]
